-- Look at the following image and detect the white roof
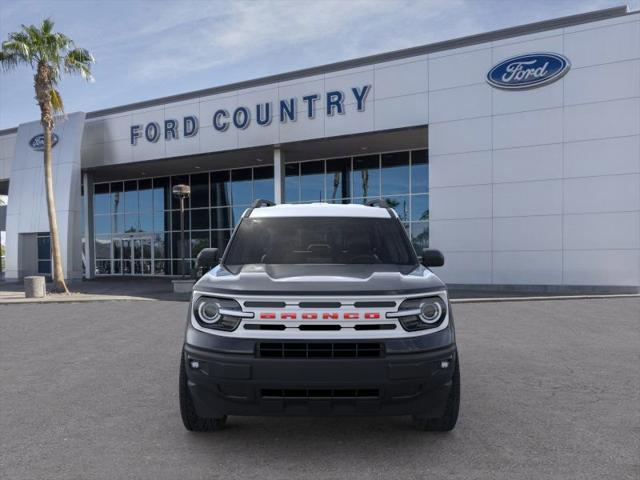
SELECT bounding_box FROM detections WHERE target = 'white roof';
[249,202,394,219]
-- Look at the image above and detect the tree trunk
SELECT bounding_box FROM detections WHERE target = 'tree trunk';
[43,122,69,293]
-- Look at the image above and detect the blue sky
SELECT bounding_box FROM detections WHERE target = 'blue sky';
[0,0,635,130]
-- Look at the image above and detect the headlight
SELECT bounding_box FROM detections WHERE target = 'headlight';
[193,296,243,331]
[394,296,447,331]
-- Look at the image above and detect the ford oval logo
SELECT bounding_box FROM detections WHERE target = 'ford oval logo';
[487,53,570,90]
[29,133,59,151]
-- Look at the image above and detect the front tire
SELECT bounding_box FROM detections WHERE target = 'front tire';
[179,352,227,432]
[412,356,460,432]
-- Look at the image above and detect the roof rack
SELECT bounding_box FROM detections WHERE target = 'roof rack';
[243,199,276,219]
[251,199,276,208]
[365,198,390,208]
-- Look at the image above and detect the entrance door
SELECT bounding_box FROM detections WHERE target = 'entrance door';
[113,236,153,275]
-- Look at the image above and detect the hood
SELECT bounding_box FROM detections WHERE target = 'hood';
[194,264,445,296]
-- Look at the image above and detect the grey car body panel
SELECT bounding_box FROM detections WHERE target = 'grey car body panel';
[194,263,445,296]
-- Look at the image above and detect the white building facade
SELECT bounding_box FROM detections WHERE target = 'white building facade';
[0,6,638,292]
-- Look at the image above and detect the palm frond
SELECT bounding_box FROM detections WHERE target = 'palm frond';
[50,88,64,113]
[64,47,94,81]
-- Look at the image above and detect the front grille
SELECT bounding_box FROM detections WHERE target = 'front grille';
[258,342,384,359]
[261,388,380,398]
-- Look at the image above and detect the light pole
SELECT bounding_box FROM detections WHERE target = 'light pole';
[172,184,191,278]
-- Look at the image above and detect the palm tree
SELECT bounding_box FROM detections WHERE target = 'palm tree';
[0,18,94,293]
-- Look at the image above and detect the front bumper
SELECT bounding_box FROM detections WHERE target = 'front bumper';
[183,327,457,417]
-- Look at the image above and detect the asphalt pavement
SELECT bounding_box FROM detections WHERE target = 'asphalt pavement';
[1,298,638,480]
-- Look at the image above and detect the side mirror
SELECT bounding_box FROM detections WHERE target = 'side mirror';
[421,248,444,267]
[193,248,220,278]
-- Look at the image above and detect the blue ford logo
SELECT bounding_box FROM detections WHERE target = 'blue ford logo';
[29,133,59,151]
[487,53,570,90]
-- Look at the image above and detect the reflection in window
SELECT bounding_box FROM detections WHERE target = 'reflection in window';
[284,163,300,203]
[231,168,252,206]
[190,173,209,208]
[384,196,409,221]
[211,171,230,208]
[411,149,428,192]
[326,158,350,203]
[253,166,274,201]
[352,155,380,200]
[381,152,409,195]
[301,160,324,202]
[411,194,429,221]
[411,222,429,252]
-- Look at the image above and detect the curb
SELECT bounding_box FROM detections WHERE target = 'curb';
[450,293,640,304]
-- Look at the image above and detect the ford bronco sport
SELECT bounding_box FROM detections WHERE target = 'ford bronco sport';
[179,200,459,431]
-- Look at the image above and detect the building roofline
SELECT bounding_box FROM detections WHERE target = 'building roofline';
[0,5,631,136]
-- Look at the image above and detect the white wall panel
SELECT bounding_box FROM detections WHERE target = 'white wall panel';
[493,215,562,251]
[493,251,563,284]
[429,116,491,155]
[324,68,374,107]
[563,250,640,286]
[564,212,640,250]
[428,48,492,90]
[493,180,562,217]
[374,60,427,100]
[431,252,492,284]
[325,102,374,138]
[429,218,492,251]
[429,184,492,219]
[373,93,428,131]
[493,108,562,149]
[563,174,640,214]
[492,80,563,115]
[564,135,640,178]
[493,143,562,183]
[564,20,640,68]
[199,124,238,153]
[564,98,640,142]
[564,60,640,106]
[279,113,325,143]
[428,83,491,123]
[429,150,492,188]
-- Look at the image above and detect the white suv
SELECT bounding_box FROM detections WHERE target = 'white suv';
[179,200,459,431]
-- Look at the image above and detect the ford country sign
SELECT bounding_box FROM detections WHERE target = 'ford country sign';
[487,53,570,90]
[29,133,59,151]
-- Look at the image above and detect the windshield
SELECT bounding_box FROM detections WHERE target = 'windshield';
[223,217,417,267]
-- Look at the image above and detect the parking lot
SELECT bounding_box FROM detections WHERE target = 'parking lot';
[1,297,638,480]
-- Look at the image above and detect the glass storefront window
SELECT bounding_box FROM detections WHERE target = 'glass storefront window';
[94,183,110,214]
[190,173,209,208]
[411,221,429,251]
[92,148,429,275]
[253,166,274,201]
[191,208,209,230]
[190,231,209,258]
[138,179,153,212]
[301,160,324,202]
[153,177,170,211]
[284,163,300,203]
[325,158,350,202]
[211,207,230,230]
[231,168,252,206]
[352,155,380,200]
[211,171,230,207]
[411,194,429,221]
[381,152,410,195]
[411,149,428,192]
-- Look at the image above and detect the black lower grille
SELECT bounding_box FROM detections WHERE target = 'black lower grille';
[261,388,379,398]
[258,342,383,359]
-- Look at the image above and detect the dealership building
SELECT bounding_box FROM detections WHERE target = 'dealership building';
[0,6,638,292]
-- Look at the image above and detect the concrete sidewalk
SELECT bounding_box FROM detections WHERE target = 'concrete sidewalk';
[0,277,190,303]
